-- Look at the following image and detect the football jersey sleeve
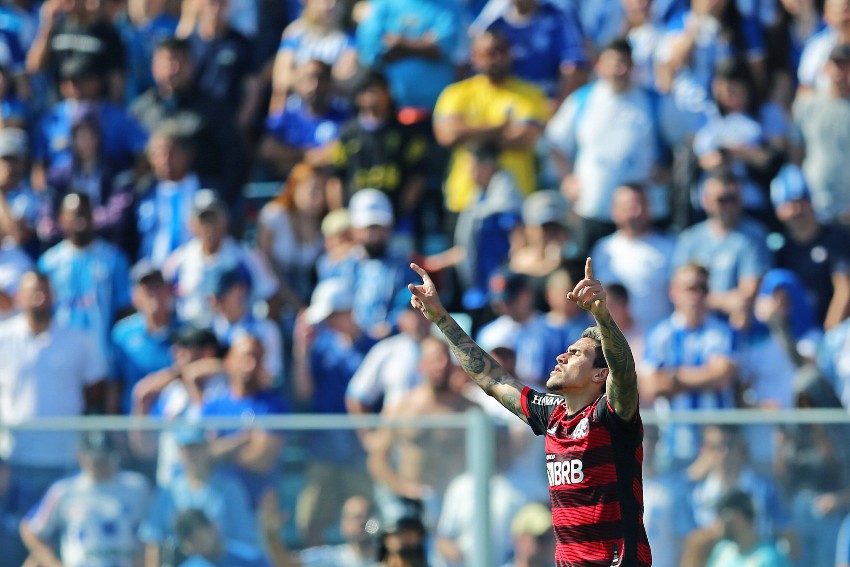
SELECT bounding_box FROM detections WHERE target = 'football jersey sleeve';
[520,386,563,436]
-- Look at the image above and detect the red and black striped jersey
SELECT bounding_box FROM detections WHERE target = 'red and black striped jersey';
[521,387,652,567]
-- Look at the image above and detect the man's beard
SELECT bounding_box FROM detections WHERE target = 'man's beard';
[363,241,387,258]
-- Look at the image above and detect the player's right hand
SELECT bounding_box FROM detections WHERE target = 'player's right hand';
[408,263,447,323]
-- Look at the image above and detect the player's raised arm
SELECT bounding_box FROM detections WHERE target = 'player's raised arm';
[567,257,639,420]
[408,263,529,423]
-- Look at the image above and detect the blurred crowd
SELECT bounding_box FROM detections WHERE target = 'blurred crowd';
[0,0,849,565]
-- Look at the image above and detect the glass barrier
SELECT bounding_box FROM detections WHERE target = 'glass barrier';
[0,409,848,567]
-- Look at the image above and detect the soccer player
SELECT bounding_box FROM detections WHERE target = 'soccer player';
[408,257,652,567]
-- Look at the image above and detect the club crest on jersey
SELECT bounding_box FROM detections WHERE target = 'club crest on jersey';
[572,417,590,439]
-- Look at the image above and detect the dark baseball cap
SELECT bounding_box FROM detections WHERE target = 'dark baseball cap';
[211,266,252,298]
[60,55,100,80]
[192,189,227,219]
[171,326,220,351]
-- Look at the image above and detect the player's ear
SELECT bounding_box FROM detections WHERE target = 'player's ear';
[594,368,609,384]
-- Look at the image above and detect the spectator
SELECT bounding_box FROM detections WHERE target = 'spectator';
[33,55,147,191]
[477,269,553,385]
[817,315,850,409]
[693,57,790,224]
[25,0,126,102]
[292,277,376,545]
[704,490,793,567]
[356,0,461,111]
[135,121,209,267]
[622,0,667,91]
[508,189,570,284]
[140,428,258,567]
[210,267,284,385]
[115,0,179,101]
[367,336,477,527]
[641,263,738,466]
[182,0,262,132]
[433,30,548,213]
[792,43,850,226]
[770,163,850,330]
[0,63,27,129]
[423,141,523,311]
[0,270,106,512]
[539,268,595,367]
[19,431,151,567]
[796,0,850,97]
[110,261,176,415]
[199,333,288,506]
[260,58,349,179]
[0,127,48,256]
[257,162,328,311]
[326,70,429,223]
[671,168,771,329]
[374,513,429,567]
[0,232,32,320]
[774,366,850,567]
[546,38,665,257]
[270,0,359,110]
[260,492,377,567]
[0,457,27,567]
[686,425,793,547]
[38,192,132,368]
[435,427,528,567]
[345,304,434,417]
[315,207,359,282]
[655,0,766,144]
[590,183,675,333]
[43,103,137,256]
[174,508,271,567]
[130,327,223,486]
[471,0,588,101]
[347,188,411,339]
[501,502,556,567]
[131,37,245,208]
[163,189,278,327]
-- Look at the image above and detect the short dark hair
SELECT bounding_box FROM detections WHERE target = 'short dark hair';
[580,326,607,369]
[601,37,633,60]
[716,490,755,523]
[354,69,389,95]
[606,283,629,303]
[156,36,192,57]
[704,166,739,187]
[174,509,212,544]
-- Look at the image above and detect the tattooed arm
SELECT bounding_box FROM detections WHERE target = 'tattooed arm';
[409,263,529,424]
[568,257,639,421]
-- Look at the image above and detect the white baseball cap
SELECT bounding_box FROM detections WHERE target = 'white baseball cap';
[348,188,394,228]
[304,278,353,325]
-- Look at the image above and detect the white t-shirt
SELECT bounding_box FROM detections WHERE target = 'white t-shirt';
[346,333,422,409]
[797,28,837,95]
[0,315,106,466]
[546,82,659,220]
[27,471,151,567]
[258,202,324,273]
[591,230,676,333]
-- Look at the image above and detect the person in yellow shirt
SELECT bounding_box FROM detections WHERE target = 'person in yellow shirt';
[433,31,549,213]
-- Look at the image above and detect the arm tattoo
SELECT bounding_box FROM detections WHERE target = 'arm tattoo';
[436,315,528,421]
[595,312,639,419]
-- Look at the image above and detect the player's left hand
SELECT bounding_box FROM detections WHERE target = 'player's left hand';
[567,257,608,318]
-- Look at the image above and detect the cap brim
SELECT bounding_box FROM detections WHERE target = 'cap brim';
[351,212,394,229]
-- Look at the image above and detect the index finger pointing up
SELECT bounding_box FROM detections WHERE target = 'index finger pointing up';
[585,257,593,280]
[410,262,433,285]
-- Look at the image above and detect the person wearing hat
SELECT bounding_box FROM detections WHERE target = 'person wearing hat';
[110,260,177,414]
[163,188,279,327]
[502,503,556,567]
[347,188,412,340]
[20,431,151,567]
[292,277,376,546]
[0,127,49,255]
[209,266,283,384]
[793,41,850,226]
[326,70,429,219]
[38,191,133,373]
[139,427,259,567]
[770,164,850,330]
[508,189,571,282]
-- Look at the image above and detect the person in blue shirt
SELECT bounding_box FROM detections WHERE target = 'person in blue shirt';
[472,0,587,100]
[356,0,461,111]
[33,55,147,190]
[110,261,176,415]
[293,277,377,546]
[140,428,259,566]
[200,333,288,507]
[38,192,132,372]
[0,127,50,257]
[175,509,271,567]
[114,0,178,101]
[260,58,349,179]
